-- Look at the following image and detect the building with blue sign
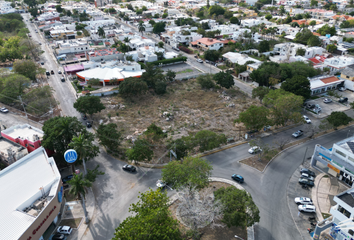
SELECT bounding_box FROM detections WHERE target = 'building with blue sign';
[311,136,354,187]
[0,147,64,240]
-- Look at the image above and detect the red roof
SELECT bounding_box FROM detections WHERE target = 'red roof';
[321,76,339,84]
[313,32,321,37]
[221,39,236,44]
[193,38,223,46]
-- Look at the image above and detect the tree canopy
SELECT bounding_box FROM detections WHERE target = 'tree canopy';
[326,112,352,128]
[126,139,153,162]
[96,123,122,152]
[13,59,42,81]
[119,77,148,96]
[153,22,166,35]
[281,75,311,100]
[73,95,105,116]
[213,71,234,89]
[237,105,269,130]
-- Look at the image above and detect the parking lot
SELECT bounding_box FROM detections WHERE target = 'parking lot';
[305,94,351,118]
[160,63,203,80]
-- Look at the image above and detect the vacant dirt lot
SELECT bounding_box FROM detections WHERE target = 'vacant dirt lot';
[97,79,259,162]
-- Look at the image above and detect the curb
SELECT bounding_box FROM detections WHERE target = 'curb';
[167,177,254,240]
[312,173,326,222]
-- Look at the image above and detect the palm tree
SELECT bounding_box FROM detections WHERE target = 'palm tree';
[138,21,145,36]
[97,27,105,38]
[123,37,130,43]
[68,174,92,223]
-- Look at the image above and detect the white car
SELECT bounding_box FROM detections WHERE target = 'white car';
[294,197,313,205]
[300,173,314,181]
[197,59,203,63]
[323,98,332,103]
[57,226,72,235]
[0,107,9,113]
[248,146,262,154]
[298,204,316,213]
[156,179,166,188]
[303,115,311,124]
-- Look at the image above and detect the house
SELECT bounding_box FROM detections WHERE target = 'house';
[50,29,77,40]
[76,62,145,86]
[190,38,224,51]
[324,56,354,73]
[304,9,335,20]
[223,52,261,65]
[0,124,51,155]
[308,75,344,95]
[171,31,202,47]
[37,12,60,22]
[0,135,28,166]
[87,48,124,62]
[340,65,354,91]
[56,39,90,55]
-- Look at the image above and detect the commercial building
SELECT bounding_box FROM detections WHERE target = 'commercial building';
[311,136,354,188]
[86,48,124,62]
[56,40,90,55]
[308,75,344,95]
[0,147,64,240]
[0,135,28,166]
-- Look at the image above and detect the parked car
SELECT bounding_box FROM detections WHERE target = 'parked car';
[0,107,9,113]
[298,204,316,213]
[61,77,65,82]
[294,197,313,205]
[313,106,321,113]
[298,178,314,187]
[86,121,92,128]
[57,226,72,235]
[62,175,73,184]
[306,103,315,109]
[323,98,332,104]
[41,62,44,65]
[122,164,136,172]
[46,71,50,76]
[300,173,314,181]
[28,34,31,37]
[303,115,311,124]
[82,114,87,120]
[300,168,316,177]
[339,87,346,91]
[58,70,62,74]
[156,179,167,188]
[339,97,348,103]
[205,60,209,63]
[292,130,304,138]
[51,70,54,75]
[172,47,180,51]
[248,146,262,154]
[197,59,203,63]
[194,55,198,58]
[52,233,66,240]
[231,174,244,183]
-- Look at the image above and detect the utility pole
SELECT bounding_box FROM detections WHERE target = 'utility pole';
[18,96,28,119]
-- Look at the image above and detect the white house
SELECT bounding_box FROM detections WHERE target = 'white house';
[324,56,354,73]
[222,52,261,65]
[56,39,90,55]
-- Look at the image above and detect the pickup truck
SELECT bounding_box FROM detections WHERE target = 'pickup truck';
[292,130,303,138]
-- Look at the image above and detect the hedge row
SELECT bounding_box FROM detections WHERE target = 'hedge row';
[179,46,193,54]
[151,56,187,66]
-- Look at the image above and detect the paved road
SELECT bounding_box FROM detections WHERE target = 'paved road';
[22,13,79,118]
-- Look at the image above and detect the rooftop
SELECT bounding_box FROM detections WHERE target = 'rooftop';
[0,147,60,240]
[89,48,121,57]
[341,65,354,77]
[337,190,354,207]
[192,38,223,46]
[309,75,343,89]
[2,124,43,142]
[0,136,25,153]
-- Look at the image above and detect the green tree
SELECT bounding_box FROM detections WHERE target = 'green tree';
[209,5,225,16]
[167,137,191,160]
[0,73,30,104]
[281,75,311,100]
[258,40,270,53]
[294,29,314,45]
[13,59,40,81]
[69,132,99,175]
[309,20,316,27]
[265,14,272,20]
[204,49,221,61]
[153,22,166,36]
[157,41,164,48]
[126,139,153,162]
[249,62,280,86]
[252,86,270,102]
[55,5,63,12]
[112,189,182,240]
[73,95,105,118]
[317,24,336,36]
[310,0,318,6]
[326,44,337,53]
[296,48,306,56]
[192,130,227,152]
[119,77,148,96]
[97,26,105,38]
[138,21,145,36]
[307,35,322,47]
[141,63,164,89]
[213,71,234,89]
[230,16,240,24]
[68,173,92,223]
[237,105,269,130]
[197,73,215,88]
[165,69,176,82]
[214,186,260,228]
[326,112,352,128]
[85,164,105,183]
[155,81,167,95]
[96,123,122,152]
[162,156,212,191]
[24,0,37,8]
[144,123,166,142]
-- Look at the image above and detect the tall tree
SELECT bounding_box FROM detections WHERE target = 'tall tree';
[73,95,105,118]
[326,112,352,128]
[119,77,148,96]
[237,105,269,131]
[213,71,234,89]
[152,22,166,36]
[69,132,99,175]
[281,75,311,100]
[112,189,182,240]
[126,139,153,162]
[215,186,260,228]
[0,73,30,104]
[162,156,213,191]
[96,123,122,152]
[138,21,145,36]
[13,59,41,81]
[68,173,92,223]
[252,86,270,102]
[97,26,105,38]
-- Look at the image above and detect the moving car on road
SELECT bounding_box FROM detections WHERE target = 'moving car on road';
[51,70,54,75]
[298,178,314,187]
[46,71,50,76]
[197,59,203,63]
[298,205,316,213]
[294,197,313,205]
[231,174,244,183]
[0,107,9,113]
[248,146,262,154]
[57,226,72,235]
[292,130,304,138]
[122,164,136,172]
[61,77,65,82]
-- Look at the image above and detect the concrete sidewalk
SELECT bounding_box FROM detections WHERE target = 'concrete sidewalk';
[312,173,348,222]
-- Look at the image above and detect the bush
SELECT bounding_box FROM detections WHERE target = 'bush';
[178,46,193,54]
[197,74,215,89]
[150,56,187,66]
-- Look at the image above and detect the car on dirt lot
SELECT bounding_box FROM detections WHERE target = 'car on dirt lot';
[0,107,9,113]
[303,115,311,124]
[339,97,348,103]
[298,205,316,213]
[294,197,313,205]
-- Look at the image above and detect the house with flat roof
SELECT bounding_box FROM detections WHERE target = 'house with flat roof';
[87,48,124,62]
[1,124,48,154]
[222,52,261,65]
[56,39,90,55]
[0,135,28,167]
[324,56,354,73]
[0,147,63,240]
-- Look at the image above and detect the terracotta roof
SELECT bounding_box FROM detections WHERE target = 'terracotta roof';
[348,17,354,20]
[292,19,308,25]
[321,76,339,84]
[221,39,236,44]
[332,15,350,20]
[309,56,326,64]
[313,32,321,36]
[195,38,223,46]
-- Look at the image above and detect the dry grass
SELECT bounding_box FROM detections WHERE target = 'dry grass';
[96,79,258,162]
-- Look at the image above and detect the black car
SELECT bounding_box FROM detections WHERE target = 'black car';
[62,175,73,183]
[46,71,50,76]
[51,70,54,75]
[82,114,87,120]
[86,121,92,128]
[339,97,348,103]
[299,178,314,187]
[122,164,136,172]
[52,234,66,240]
[300,168,316,177]
[61,77,65,82]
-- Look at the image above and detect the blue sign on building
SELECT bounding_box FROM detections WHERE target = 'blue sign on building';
[58,186,63,203]
[64,149,78,163]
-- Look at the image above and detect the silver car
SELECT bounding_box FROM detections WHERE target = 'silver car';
[323,98,332,103]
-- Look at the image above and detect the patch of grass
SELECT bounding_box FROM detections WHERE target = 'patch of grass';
[60,218,82,228]
[323,175,329,178]
[217,65,229,70]
[322,213,331,219]
[176,69,193,74]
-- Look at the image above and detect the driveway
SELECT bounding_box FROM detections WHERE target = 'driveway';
[306,96,350,118]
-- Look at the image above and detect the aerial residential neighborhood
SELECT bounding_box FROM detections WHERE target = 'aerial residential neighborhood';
[3,0,354,239]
